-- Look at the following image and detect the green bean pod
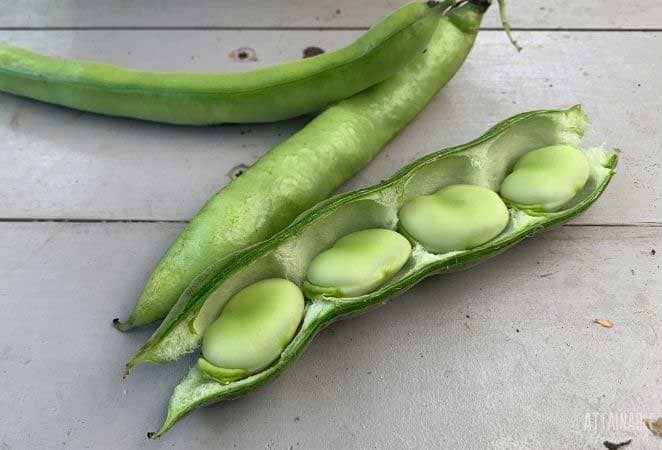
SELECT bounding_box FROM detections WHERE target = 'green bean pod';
[0,2,443,125]
[144,106,617,437]
[115,1,487,331]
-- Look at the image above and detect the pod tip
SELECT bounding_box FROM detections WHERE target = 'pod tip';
[112,317,133,332]
[122,362,133,379]
[147,424,170,440]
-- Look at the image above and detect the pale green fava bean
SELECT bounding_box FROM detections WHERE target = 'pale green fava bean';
[398,184,509,253]
[304,229,412,297]
[199,278,304,383]
[500,144,590,212]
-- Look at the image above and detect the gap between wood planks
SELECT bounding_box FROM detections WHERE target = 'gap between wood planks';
[0,26,660,32]
[0,218,660,227]
[0,27,656,228]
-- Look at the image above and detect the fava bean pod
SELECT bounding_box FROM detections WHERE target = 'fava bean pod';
[0,2,443,125]
[140,106,617,437]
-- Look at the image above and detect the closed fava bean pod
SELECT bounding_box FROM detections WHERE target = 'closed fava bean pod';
[116,0,488,332]
[143,106,617,437]
[0,2,442,125]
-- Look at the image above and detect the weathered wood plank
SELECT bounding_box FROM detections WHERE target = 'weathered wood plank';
[0,0,660,29]
[0,30,658,224]
[0,222,659,448]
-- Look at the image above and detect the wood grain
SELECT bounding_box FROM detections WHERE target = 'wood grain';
[0,31,659,224]
[0,0,660,29]
[0,222,659,448]
[1,2,659,448]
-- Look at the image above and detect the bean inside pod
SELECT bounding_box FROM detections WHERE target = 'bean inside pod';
[398,184,509,253]
[304,229,412,298]
[500,144,590,212]
[199,278,304,383]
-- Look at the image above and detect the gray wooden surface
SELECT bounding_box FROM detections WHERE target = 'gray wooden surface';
[1,0,661,28]
[0,1,660,449]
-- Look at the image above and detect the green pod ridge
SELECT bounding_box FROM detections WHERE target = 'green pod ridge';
[398,184,509,253]
[117,1,480,333]
[199,278,304,381]
[304,229,412,297]
[147,106,617,438]
[500,144,590,212]
[0,1,443,125]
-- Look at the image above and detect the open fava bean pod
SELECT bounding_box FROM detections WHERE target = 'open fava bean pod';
[139,106,616,437]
